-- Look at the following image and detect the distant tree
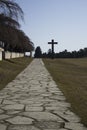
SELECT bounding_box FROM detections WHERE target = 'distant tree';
[42,52,47,58]
[47,49,52,58]
[78,49,84,57]
[42,47,87,58]
[83,48,87,57]
[34,46,42,58]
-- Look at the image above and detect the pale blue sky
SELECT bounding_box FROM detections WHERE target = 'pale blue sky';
[17,0,87,53]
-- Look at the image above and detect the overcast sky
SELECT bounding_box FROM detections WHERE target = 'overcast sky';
[17,0,87,53]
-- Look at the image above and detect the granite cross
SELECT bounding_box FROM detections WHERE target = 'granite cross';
[48,39,58,59]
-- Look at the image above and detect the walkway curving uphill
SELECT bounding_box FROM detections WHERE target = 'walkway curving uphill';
[0,59,86,130]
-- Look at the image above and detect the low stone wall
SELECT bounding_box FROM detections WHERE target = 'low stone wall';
[15,53,20,58]
[19,53,24,57]
[0,51,2,61]
[4,52,24,60]
[0,51,26,61]
[0,47,4,61]
[5,52,11,59]
[11,52,16,58]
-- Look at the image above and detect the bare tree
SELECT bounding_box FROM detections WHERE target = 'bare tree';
[0,13,20,28]
[0,0,24,21]
[0,0,34,53]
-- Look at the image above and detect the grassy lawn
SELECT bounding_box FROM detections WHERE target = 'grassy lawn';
[0,57,33,90]
[43,58,87,127]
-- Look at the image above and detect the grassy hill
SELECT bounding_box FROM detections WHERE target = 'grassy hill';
[43,58,87,127]
[0,57,33,90]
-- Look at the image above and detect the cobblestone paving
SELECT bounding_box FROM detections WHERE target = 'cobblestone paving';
[0,59,87,130]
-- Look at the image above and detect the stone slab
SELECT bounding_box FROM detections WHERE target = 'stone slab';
[0,99,3,104]
[2,104,24,110]
[44,129,68,130]
[6,116,34,124]
[2,100,16,105]
[65,122,87,130]
[0,124,7,130]
[25,106,43,112]
[6,110,20,115]
[22,112,63,121]
[0,109,4,114]
[54,111,80,123]
[0,114,10,120]
[8,125,40,130]
[34,121,64,129]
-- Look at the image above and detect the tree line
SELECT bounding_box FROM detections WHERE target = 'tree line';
[0,0,34,52]
[34,46,87,58]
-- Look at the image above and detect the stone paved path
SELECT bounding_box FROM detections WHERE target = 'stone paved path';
[0,59,87,130]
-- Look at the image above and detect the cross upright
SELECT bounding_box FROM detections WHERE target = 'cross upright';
[48,39,58,59]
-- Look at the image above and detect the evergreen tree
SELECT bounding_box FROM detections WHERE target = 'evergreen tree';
[34,46,42,58]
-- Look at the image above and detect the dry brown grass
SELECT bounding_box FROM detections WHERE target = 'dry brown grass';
[0,57,33,90]
[43,58,87,127]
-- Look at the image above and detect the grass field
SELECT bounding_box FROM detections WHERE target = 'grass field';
[0,57,33,90]
[43,58,87,127]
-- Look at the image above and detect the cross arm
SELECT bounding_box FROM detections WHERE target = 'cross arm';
[48,42,58,44]
[54,42,58,44]
[48,42,52,44]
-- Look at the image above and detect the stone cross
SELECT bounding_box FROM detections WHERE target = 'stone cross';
[48,39,58,59]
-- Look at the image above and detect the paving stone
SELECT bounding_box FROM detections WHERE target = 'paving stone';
[41,93,52,97]
[45,106,67,112]
[2,100,16,105]
[39,98,56,103]
[8,125,40,130]
[49,95,65,100]
[22,112,63,121]
[0,109,4,114]
[0,99,3,104]
[25,106,43,112]
[6,110,20,115]
[34,121,64,129]
[0,95,9,99]
[65,122,87,130]
[44,101,69,107]
[58,129,68,130]
[28,103,43,107]
[0,123,7,130]
[50,95,66,101]
[19,99,34,104]
[6,116,34,124]
[54,111,80,123]
[45,106,62,111]
[2,104,24,110]
[0,114,10,120]
[44,129,67,130]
